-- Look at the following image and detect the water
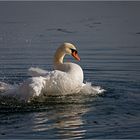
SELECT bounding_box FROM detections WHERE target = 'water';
[0,1,140,139]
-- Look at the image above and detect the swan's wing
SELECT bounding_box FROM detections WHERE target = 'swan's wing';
[28,67,49,77]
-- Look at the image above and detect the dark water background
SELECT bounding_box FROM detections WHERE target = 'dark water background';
[0,2,140,139]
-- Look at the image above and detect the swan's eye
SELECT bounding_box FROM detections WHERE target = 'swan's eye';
[71,49,77,54]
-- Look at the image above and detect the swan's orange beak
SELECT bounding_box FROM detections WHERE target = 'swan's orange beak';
[72,51,80,61]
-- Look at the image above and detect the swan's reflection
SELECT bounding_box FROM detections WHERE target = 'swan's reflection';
[31,103,89,139]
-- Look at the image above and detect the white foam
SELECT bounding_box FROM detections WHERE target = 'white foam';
[0,79,105,102]
[80,82,105,95]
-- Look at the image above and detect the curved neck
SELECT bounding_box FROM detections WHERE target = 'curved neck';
[53,49,65,66]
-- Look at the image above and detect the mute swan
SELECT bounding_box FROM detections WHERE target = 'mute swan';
[14,43,83,98]
[0,43,104,101]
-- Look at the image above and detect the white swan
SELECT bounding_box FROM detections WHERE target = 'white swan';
[0,43,104,101]
[27,42,84,95]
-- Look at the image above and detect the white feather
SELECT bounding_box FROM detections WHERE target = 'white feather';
[28,67,49,77]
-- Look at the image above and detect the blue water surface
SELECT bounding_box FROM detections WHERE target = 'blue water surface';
[0,2,140,139]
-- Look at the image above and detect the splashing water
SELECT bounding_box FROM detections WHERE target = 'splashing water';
[0,79,105,103]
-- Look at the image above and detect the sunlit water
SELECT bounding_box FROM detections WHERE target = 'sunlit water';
[0,2,140,139]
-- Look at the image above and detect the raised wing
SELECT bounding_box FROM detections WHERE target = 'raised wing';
[28,67,49,77]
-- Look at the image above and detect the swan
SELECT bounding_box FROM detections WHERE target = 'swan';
[6,42,83,100]
[0,43,104,101]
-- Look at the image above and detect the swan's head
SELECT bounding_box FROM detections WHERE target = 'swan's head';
[61,42,80,61]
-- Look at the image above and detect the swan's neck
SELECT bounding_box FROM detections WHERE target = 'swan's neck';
[54,50,65,67]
